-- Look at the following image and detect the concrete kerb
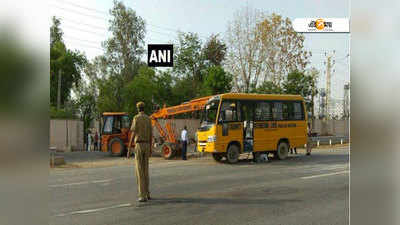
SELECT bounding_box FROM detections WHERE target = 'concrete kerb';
[52,141,348,169]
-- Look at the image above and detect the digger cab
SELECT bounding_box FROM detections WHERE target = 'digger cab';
[101,112,131,156]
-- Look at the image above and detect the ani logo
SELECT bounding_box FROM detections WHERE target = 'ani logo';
[147,44,173,67]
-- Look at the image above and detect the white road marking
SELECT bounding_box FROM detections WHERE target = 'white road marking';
[301,170,349,179]
[49,179,112,188]
[55,203,132,217]
[92,179,112,184]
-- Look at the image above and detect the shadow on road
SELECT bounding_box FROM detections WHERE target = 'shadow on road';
[135,197,301,208]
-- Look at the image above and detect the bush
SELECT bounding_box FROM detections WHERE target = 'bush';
[50,106,77,119]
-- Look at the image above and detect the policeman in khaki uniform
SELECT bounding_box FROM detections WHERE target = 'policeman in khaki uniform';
[128,102,153,202]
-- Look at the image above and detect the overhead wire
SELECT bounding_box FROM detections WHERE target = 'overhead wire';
[51,0,209,39]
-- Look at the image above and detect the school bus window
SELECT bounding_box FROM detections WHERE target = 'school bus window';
[282,102,289,120]
[236,101,242,121]
[240,102,255,122]
[255,102,272,121]
[203,100,219,124]
[219,101,237,122]
[286,102,295,120]
[272,102,283,121]
[293,102,304,120]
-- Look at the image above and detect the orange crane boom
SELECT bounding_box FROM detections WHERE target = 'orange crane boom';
[150,95,213,159]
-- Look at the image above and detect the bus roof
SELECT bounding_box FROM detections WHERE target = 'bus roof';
[102,112,128,116]
[217,93,304,101]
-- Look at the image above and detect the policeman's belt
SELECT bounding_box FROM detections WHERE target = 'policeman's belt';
[135,140,150,143]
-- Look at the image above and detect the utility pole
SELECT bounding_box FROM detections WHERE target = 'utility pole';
[324,51,335,120]
[309,68,319,120]
[57,69,62,110]
[325,55,331,120]
[343,83,350,119]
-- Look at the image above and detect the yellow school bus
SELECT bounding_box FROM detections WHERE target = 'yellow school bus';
[197,93,308,163]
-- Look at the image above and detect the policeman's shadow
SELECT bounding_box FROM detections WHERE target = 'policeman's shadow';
[135,197,301,208]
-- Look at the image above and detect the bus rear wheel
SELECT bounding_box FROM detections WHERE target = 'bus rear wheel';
[276,142,289,160]
[226,145,240,164]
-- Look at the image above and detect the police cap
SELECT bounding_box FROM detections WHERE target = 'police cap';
[136,101,145,108]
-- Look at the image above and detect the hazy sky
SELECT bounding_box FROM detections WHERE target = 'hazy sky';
[50,0,350,100]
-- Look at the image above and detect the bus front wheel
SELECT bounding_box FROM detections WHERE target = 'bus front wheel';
[226,145,240,164]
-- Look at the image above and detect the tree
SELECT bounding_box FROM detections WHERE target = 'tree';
[202,34,227,66]
[153,70,175,106]
[74,80,96,139]
[225,6,265,93]
[307,67,319,119]
[174,32,204,98]
[50,16,63,47]
[202,66,232,95]
[123,66,156,116]
[94,0,147,115]
[282,70,314,112]
[254,81,284,94]
[225,6,310,92]
[103,0,146,82]
[283,71,312,96]
[50,17,87,109]
[96,75,125,113]
[256,14,311,89]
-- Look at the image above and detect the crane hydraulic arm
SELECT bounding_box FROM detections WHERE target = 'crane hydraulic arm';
[150,95,212,145]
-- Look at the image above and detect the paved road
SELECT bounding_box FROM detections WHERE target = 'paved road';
[50,147,349,225]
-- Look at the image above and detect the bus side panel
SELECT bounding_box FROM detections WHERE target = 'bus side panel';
[253,121,274,151]
[287,120,307,148]
[216,122,243,153]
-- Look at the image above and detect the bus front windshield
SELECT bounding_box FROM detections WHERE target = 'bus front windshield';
[203,100,219,125]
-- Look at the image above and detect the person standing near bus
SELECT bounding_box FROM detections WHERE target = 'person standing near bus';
[94,132,99,151]
[306,121,312,156]
[87,132,92,152]
[181,126,188,160]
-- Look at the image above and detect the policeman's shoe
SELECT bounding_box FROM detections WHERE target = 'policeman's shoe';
[137,197,147,202]
[306,152,311,156]
[146,196,151,200]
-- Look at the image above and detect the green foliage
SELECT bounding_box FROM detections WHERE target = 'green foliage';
[173,32,229,100]
[103,0,146,82]
[283,70,313,97]
[123,66,156,116]
[96,75,125,113]
[254,81,284,94]
[56,1,235,124]
[174,32,204,98]
[50,106,77,119]
[202,34,226,66]
[255,70,314,112]
[50,16,63,47]
[171,77,195,105]
[93,0,148,118]
[153,70,175,106]
[50,17,87,107]
[202,66,232,95]
[74,79,97,135]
